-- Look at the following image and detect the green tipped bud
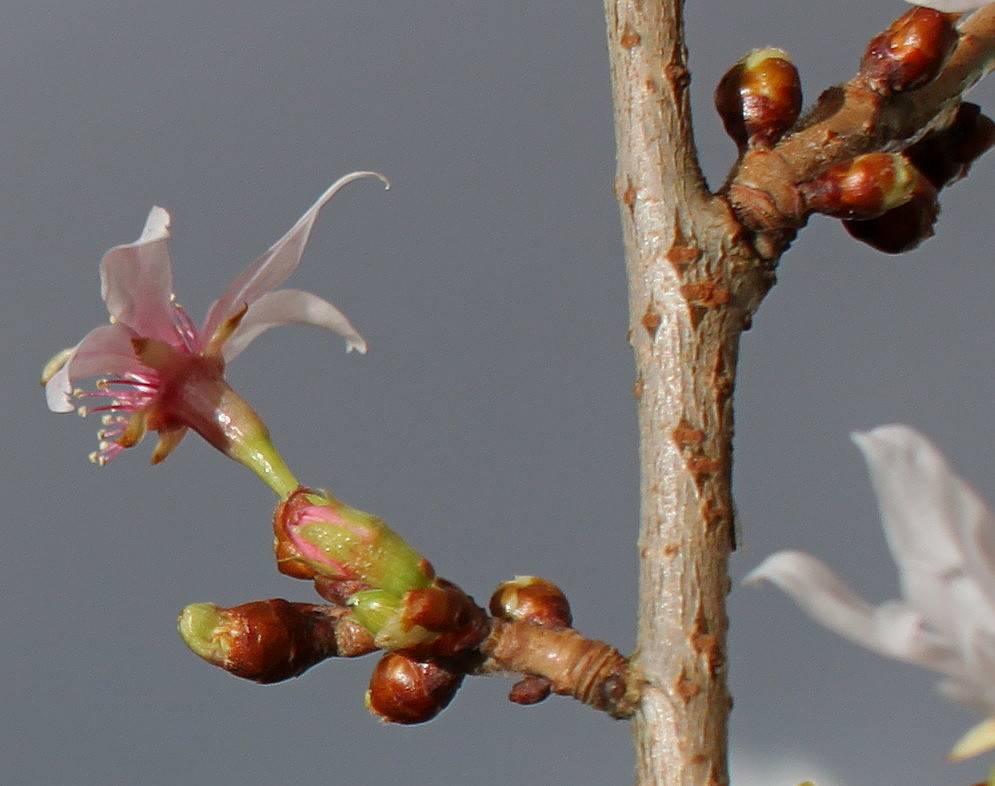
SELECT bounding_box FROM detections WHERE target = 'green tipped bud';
[348,589,436,651]
[177,598,374,683]
[274,487,434,596]
[798,152,926,220]
[715,47,802,150]
[349,581,491,656]
[178,602,229,664]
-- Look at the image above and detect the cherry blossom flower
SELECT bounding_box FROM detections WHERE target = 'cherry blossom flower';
[43,172,387,492]
[907,1,989,11]
[747,425,995,759]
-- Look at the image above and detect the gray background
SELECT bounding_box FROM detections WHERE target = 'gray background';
[4,2,993,784]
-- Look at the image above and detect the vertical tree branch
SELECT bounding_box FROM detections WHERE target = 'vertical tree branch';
[603,2,773,783]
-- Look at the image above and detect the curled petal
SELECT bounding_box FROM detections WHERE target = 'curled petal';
[100,207,178,343]
[199,172,388,349]
[746,551,961,673]
[223,288,367,361]
[43,323,144,412]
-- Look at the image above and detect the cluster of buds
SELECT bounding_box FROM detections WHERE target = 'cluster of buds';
[273,487,488,655]
[718,9,993,252]
[859,6,959,94]
[715,47,802,151]
[270,486,490,723]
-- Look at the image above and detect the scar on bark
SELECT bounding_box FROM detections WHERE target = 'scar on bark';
[641,302,662,338]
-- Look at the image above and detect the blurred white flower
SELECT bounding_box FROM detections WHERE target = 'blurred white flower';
[731,746,848,786]
[907,1,989,11]
[747,425,995,759]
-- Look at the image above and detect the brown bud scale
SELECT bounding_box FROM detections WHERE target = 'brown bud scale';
[507,675,553,706]
[210,599,376,683]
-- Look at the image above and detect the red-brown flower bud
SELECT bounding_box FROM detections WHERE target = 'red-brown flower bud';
[177,599,376,683]
[715,47,802,150]
[799,152,924,220]
[365,652,464,724]
[906,101,995,189]
[842,180,939,253]
[489,576,573,628]
[860,7,959,94]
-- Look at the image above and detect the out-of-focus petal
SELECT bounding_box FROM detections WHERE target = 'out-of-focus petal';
[100,207,178,342]
[955,489,995,607]
[938,677,995,719]
[223,288,367,361]
[906,1,989,11]
[200,172,388,348]
[44,323,145,412]
[854,426,995,641]
[746,551,960,671]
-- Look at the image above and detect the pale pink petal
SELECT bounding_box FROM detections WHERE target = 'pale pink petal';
[222,288,366,362]
[44,323,144,412]
[906,1,989,11]
[853,426,995,641]
[100,207,178,342]
[199,172,388,349]
[746,551,960,672]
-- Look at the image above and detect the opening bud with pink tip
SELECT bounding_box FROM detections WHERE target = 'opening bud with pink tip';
[275,487,435,596]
